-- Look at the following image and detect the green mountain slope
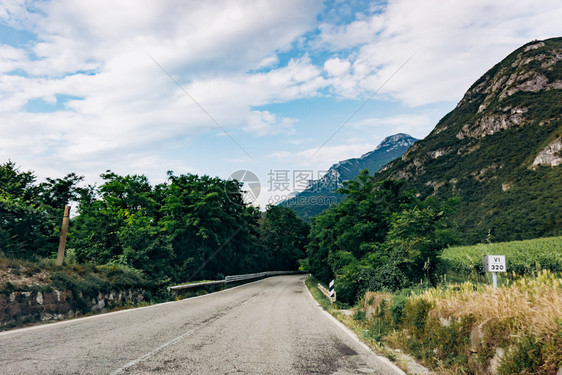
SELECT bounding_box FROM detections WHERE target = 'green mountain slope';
[376,37,562,244]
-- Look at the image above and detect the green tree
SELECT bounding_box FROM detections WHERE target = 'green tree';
[306,170,458,303]
[259,205,309,270]
[385,197,459,286]
[70,171,169,274]
[160,172,262,281]
[307,171,414,284]
[1,162,83,259]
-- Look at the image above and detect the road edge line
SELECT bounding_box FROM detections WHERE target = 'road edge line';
[0,277,273,337]
[109,293,259,374]
[303,279,407,375]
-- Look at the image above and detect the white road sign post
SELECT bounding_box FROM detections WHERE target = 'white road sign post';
[329,279,336,303]
[483,255,506,288]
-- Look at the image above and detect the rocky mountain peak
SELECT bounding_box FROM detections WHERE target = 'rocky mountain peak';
[280,133,418,220]
[430,39,562,141]
[375,37,562,243]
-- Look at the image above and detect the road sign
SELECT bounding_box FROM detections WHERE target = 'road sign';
[329,279,335,302]
[483,255,506,288]
[483,255,506,272]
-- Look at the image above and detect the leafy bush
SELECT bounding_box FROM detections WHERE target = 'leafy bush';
[307,174,458,303]
[389,294,409,327]
[499,334,562,375]
[2,163,307,285]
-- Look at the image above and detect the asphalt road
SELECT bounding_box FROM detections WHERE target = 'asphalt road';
[0,275,404,375]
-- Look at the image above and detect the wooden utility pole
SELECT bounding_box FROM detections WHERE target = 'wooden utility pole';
[56,206,71,266]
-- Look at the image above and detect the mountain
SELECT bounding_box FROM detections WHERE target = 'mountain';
[281,133,418,219]
[376,37,562,244]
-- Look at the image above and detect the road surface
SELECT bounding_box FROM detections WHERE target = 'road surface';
[0,275,404,374]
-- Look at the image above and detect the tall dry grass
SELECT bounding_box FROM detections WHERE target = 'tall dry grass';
[422,270,561,339]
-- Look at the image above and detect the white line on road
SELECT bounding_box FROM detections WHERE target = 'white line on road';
[109,326,198,375]
[109,293,260,374]
[303,280,406,375]
[0,277,269,338]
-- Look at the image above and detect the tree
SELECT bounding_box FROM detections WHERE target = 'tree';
[307,171,414,284]
[70,171,171,277]
[160,173,263,281]
[1,162,83,259]
[385,197,459,286]
[259,205,309,270]
[306,170,458,303]
[38,173,83,211]
[70,170,266,283]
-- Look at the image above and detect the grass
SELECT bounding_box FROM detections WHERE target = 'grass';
[440,236,562,282]
[304,276,334,311]
[426,271,561,339]
[307,240,562,374]
[360,270,562,374]
[0,256,165,322]
[304,276,423,374]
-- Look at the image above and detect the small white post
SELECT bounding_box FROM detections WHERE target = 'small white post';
[329,279,336,303]
[483,255,505,289]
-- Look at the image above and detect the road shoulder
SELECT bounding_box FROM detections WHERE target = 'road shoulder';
[304,277,433,375]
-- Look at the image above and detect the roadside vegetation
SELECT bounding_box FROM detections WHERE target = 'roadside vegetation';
[306,170,460,304]
[355,271,561,374]
[303,167,561,374]
[308,269,561,375]
[3,159,561,373]
[307,237,562,374]
[0,257,150,296]
[1,161,311,327]
[440,236,562,282]
[1,161,309,289]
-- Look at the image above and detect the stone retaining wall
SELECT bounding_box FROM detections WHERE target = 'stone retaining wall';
[0,288,146,328]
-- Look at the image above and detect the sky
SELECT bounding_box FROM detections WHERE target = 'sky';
[1,0,561,209]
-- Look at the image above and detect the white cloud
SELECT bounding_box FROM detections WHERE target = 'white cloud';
[349,113,435,139]
[315,12,384,50]
[314,0,562,106]
[0,0,325,181]
[324,57,351,76]
[244,111,296,137]
[1,0,561,191]
[268,141,377,169]
[0,0,39,29]
[0,44,28,73]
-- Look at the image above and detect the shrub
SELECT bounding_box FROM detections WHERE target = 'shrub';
[499,334,562,375]
[389,294,409,327]
[356,271,561,374]
[353,309,366,322]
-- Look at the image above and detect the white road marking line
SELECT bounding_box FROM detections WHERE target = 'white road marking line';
[109,294,259,374]
[0,277,272,337]
[303,279,406,375]
[109,327,198,375]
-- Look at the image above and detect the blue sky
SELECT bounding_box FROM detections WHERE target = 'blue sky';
[1,0,561,208]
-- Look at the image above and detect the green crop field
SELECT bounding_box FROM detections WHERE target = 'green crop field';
[440,236,562,282]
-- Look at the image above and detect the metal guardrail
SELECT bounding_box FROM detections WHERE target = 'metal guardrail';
[168,271,302,291]
[168,280,226,291]
[225,270,298,283]
[317,282,336,303]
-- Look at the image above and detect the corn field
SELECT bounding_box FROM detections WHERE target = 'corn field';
[440,236,562,281]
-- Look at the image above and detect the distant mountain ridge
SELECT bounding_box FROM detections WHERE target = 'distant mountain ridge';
[330,133,419,181]
[376,37,562,243]
[281,133,418,219]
